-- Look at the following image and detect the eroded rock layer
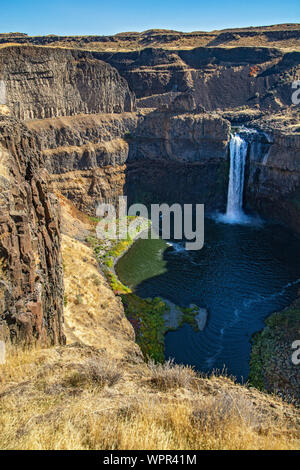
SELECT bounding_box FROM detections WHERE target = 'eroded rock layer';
[25,109,230,214]
[97,47,300,112]
[0,46,135,120]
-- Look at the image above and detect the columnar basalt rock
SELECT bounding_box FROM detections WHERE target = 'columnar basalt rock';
[128,109,230,163]
[244,114,300,234]
[0,116,64,345]
[25,113,139,174]
[0,46,138,345]
[0,46,139,344]
[0,46,136,121]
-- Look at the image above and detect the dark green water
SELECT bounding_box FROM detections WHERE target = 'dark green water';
[116,217,300,382]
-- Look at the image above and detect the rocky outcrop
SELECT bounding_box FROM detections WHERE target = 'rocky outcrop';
[26,113,138,174]
[0,46,135,121]
[0,44,142,345]
[96,47,300,112]
[0,116,64,345]
[137,91,182,109]
[24,114,136,215]
[249,297,300,404]
[49,166,127,216]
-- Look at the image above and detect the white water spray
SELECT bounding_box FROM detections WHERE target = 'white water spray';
[225,133,248,222]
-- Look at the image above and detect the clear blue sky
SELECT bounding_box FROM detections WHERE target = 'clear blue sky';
[0,0,299,36]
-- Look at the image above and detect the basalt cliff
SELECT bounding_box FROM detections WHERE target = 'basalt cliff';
[0,26,299,448]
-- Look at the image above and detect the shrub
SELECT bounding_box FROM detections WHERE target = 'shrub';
[74,295,84,305]
[65,358,122,388]
[147,359,197,391]
[249,65,260,77]
[192,391,261,434]
[103,257,113,268]
[90,274,101,286]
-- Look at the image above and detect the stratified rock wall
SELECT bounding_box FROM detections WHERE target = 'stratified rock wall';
[96,47,300,111]
[26,110,230,213]
[0,46,135,121]
[26,113,139,174]
[129,109,230,162]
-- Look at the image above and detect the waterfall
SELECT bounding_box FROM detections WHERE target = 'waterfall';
[225,133,248,222]
[214,128,263,226]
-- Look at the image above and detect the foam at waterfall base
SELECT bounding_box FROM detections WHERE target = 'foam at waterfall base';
[212,211,264,226]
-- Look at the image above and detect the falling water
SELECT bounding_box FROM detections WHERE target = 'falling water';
[225,133,248,222]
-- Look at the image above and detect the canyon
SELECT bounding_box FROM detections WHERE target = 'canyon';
[0,25,299,435]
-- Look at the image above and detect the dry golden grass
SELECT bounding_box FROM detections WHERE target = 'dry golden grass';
[0,43,21,49]
[61,234,143,363]
[57,193,94,228]
[147,359,197,391]
[0,344,299,450]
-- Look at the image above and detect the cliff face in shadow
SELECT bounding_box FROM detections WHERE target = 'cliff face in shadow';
[25,106,230,214]
[128,105,229,162]
[125,105,230,209]
[242,111,300,234]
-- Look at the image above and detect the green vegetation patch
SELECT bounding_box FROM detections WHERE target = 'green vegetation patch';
[249,307,300,391]
[179,306,200,332]
[86,217,202,363]
[121,294,167,363]
[121,298,201,362]
[86,221,137,294]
